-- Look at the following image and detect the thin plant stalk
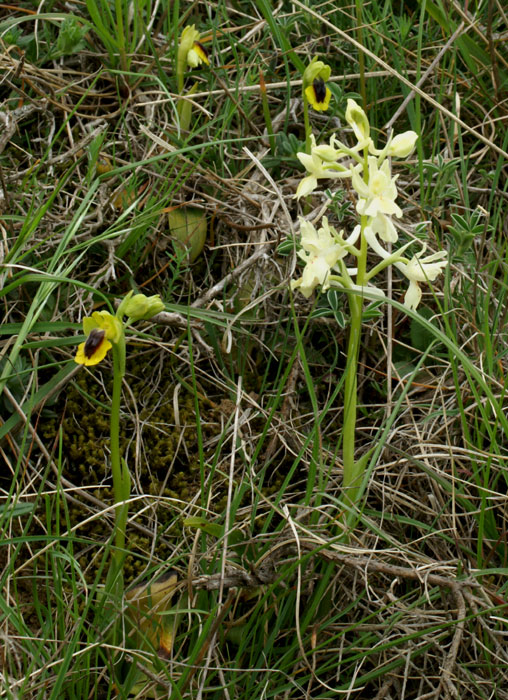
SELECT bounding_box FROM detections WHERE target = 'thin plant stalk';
[260,70,276,154]
[303,94,312,154]
[341,214,368,515]
[109,340,129,573]
[102,338,130,629]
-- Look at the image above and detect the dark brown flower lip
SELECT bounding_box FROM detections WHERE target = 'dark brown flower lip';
[84,328,106,358]
[312,78,327,104]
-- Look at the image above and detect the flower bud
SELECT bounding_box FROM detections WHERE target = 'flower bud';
[387,131,418,158]
[118,291,164,321]
[312,136,343,161]
[143,295,165,318]
[345,99,370,143]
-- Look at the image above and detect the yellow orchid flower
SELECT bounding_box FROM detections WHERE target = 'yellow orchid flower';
[303,57,332,112]
[305,78,332,111]
[74,311,122,366]
[179,25,209,69]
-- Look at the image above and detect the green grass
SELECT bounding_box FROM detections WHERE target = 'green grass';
[1,0,508,698]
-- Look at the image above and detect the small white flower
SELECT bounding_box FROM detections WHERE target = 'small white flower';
[402,247,448,282]
[369,131,419,159]
[295,151,326,199]
[295,137,350,199]
[363,227,448,309]
[370,212,398,243]
[398,246,448,310]
[352,158,402,219]
[292,218,360,298]
[291,255,333,298]
[299,216,356,263]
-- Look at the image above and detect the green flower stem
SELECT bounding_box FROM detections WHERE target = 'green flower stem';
[177,46,186,95]
[328,274,352,289]
[107,334,130,595]
[176,40,188,125]
[342,214,368,518]
[179,82,198,131]
[303,94,311,154]
[331,142,366,164]
[366,252,410,281]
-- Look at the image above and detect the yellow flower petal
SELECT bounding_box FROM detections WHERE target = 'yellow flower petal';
[87,311,123,343]
[74,337,112,366]
[82,315,99,336]
[76,313,119,366]
[190,41,209,66]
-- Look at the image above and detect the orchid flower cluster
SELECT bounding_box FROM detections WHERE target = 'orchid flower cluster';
[292,99,448,311]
